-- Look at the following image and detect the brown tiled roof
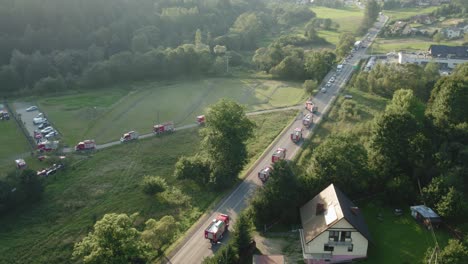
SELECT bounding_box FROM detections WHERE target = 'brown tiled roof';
[300,184,372,243]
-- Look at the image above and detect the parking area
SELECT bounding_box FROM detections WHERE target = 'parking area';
[12,102,60,145]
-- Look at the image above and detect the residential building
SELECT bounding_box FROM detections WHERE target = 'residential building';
[299,184,371,264]
[428,45,468,59]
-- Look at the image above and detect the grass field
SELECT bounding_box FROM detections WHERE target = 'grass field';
[383,6,439,21]
[0,120,31,164]
[369,37,464,54]
[361,203,449,264]
[0,110,297,264]
[38,78,305,145]
[311,6,364,45]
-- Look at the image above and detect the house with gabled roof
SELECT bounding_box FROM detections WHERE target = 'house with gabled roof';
[299,184,371,264]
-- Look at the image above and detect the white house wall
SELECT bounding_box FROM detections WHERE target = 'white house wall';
[304,219,368,257]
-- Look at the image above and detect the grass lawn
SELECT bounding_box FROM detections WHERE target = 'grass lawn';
[0,120,31,164]
[383,6,439,21]
[38,78,305,145]
[360,203,450,264]
[369,37,464,54]
[0,110,297,264]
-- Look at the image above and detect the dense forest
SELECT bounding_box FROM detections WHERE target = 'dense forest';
[0,0,323,95]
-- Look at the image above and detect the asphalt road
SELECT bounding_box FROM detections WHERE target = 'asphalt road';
[169,15,388,264]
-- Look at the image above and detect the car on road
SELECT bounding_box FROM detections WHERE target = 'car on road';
[330,77,335,83]
[326,82,332,87]
[33,117,47,125]
[45,131,59,139]
[26,106,38,112]
[344,95,353,99]
[41,126,54,134]
[321,88,327,93]
[38,122,50,129]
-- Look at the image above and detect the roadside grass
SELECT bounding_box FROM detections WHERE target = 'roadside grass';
[0,121,30,163]
[369,37,464,54]
[359,202,450,264]
[38,78,305,145]
[0,110,296,264]
[296,85,388,168]
[383,6,439,21]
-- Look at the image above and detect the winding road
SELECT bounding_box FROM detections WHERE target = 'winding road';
[168,14,388,264]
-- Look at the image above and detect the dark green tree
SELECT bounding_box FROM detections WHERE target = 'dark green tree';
[142,216,177,255]
[72,213,151,264]
[201,99,255,188]
[232,212,253,253]
[141,176,167,195]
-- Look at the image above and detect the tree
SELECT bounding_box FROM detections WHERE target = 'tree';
[303,79,318,95]
[195,28,203,46]
[336,33,355,59]
[173,155,211,184]
[426,67,468,127]
[250,161,300,227]
[386,89,425,123]
[141,176,167,195]
[270,55,305,80]
[359,0,380,34]
[304,50,336,81]
[201,99,255,188]
[72,213,151,264]
[142,216,177,254]
[202,242,239,264]
[369,111,420,180]
[433,32,443,43]
[426,239,468,264]
[232,212,253,253]
[306,134,370,196]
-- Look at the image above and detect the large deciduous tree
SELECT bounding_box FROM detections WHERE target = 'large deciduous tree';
[305,134,370,196]
[72,213,151,264]
[201,99,255,188]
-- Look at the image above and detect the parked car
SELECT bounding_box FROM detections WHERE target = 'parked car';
[326,82,332,87]
[330,77,335,83]
[38,122,50,129]
[321,88,327,93]
[344,95,353,99]
[33,117,47,125]
[45,131,58,139]
[26,106,38,112]
[36,112,44,118]
[41,126,54,134]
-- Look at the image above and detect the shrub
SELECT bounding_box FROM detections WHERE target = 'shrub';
[141,176,167,195]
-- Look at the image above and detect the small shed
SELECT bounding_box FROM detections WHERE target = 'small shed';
[410,205,441,229]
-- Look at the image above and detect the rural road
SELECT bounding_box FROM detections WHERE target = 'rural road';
[169,14,388,264]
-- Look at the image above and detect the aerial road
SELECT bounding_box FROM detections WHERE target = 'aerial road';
[169,14,388,264]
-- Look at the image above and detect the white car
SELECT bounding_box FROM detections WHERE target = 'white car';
[41,126,54,134]
[33,117,47,125]
[330,77,335,83]
[321,88,327,93]
[26,106,38,112]
[45,131,58,139]
[326,82,332,87]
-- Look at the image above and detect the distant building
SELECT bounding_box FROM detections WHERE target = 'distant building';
[410,205,442,229]
[428,45,468,59]
[411,14,437,25]
[442,27,463,39]
[299,184,371,264]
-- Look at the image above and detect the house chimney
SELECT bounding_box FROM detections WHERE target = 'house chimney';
[350,207,360,215]
[316,203,325,215]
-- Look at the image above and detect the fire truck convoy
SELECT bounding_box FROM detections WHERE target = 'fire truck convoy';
[204,214,230,244]
[75,140,96,151]
[37,140,59,152]
[196,115,206,125]
[303,114,313,128]
[305,100,318,113]
[290,128,303,143]
[258,166,272,183]
[153,122,175,134]
[120,131,139,143]
[272,148,286,163]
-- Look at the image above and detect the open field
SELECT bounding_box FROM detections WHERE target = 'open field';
[37,78,305,145]
[383,6,439,21]
[310,6,364,45]
[0,110,297,264]
[369,37,464,54]
[361,203,450,264]
[0,120,31,164]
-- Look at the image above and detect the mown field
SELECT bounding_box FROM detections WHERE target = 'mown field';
[0,110,297,264]
[311,6,364,45]
[37,78,305,145]
[383,6,439,21]
[0,120,30,165]
[369,37,464,54]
